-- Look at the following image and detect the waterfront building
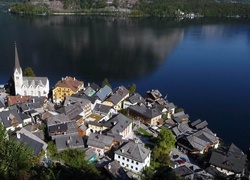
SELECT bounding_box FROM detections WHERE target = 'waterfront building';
[13,44,50,97]
[52,76,84,104]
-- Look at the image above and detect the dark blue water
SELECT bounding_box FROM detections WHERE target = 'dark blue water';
[0,13,250,150]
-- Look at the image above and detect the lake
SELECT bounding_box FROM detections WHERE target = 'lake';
[0,12,250,150]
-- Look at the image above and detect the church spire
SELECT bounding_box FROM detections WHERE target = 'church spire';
[14,42,22,73]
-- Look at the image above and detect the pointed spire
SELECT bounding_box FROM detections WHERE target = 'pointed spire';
[14,42,22,73]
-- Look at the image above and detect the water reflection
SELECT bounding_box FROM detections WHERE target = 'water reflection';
[0,15,184,83]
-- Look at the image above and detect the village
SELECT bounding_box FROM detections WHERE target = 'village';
[0,44,249,179]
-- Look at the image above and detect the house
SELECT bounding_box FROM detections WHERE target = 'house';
[104,160,131,180]
[87,133,114,156]
[165,102,176,117]
[63,97,91,118]
[172,111,189,124]
[16,128,47,156]
[0,97,6,112]
[13,44,49,97]
[114,141,151,173]
[190,119,208,130]
[123,93,146,109]
[102,86,129,110]
[209,143,247,177]
[146,89,162,103]
[0,109,23,131]
[176,127,219,154]
[7,95,30,106]
[46,114,72,139]
[92,103,116,121]
[55,133,85,152]
[52,76,84,104]
[128,105,162,126]
[104,113,132,139]
[84,82,100,97]
[88,121,109,134]
[95,85,112,102]
[56,103,83,125]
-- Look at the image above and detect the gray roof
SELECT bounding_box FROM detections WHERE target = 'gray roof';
[47,114,71,126]
[165,102,175,110]
[17,133,44,156]
[64,96,91,108]
[95,85,112,101]
[186,128,218,151]
[104,160,130,180]
[0,98,5,108]
[128,105,161,119]
[90,82,100,91]
[146,89,162,100]
[190,119,202,127]
[107,86,129,105]
[209,143,247,174]
[0,109,23,128]
[56,103,83,120]
[127,93,145,105]
[14,43,22,74]
[55,133,84,152]
[87,133,114,149]
[115,141,151,163]
[195,120,208,130]
[71,93,98,104]
[23,77,48,88]
[173,165,193,177]
[93,103,112,115]
[105,114,132,135]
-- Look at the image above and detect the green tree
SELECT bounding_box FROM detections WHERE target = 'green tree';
[153,127,176,166]
[102,78,112,88]
[23,67,36,77]
[140,166,154,180]
[0,124,36,179]
[128,83,136,95]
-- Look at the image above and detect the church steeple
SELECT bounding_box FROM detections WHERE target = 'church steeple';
[13,42,23,95]
[14,42,22,73]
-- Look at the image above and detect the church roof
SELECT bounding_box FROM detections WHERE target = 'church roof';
[22,77,48,88]
[14,43,22,74]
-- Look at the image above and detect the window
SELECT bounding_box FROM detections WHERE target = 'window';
[122,163,124,165]
[136,162,138,165]
[122,157,125,160]
[136,168,138,171]
[132,160,134,163]
[131,166,133,169]
[118,156,120,159]
[126,164,128,167]
[127,159,129,162]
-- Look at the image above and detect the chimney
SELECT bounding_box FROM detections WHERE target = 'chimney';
[108,163,111,170]
[17,132,20,139]
[74,77,75,81]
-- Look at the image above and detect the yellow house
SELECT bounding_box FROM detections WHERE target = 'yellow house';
[53,76,84,104]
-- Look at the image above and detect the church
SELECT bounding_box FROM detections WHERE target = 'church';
[13,43,50,97]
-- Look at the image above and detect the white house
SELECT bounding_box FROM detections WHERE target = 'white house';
[13,43,49,97]
[114,141,151,173]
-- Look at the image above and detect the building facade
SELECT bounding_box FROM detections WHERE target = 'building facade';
[14,44,50,97]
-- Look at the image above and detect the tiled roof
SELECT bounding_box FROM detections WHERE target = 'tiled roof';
[0,109,23,128]
[55,133,84,152]
[7,95,31,106]
[115,141,151,163]
[128,105,161,119]
[95,85,112,101]
[127,93,145,104]
[55,76,83,92]
[209,143,247,174]
[87,133,114,149]
[105,114,132,135]
[23,77,48,89]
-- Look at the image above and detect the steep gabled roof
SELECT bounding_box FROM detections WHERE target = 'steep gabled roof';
[87,133,114,149]
[209,143,247,174]
[95,85,112,101]
[105,114,132,135]
[115,141,151,163]
[55,76,83,92]
[14,43,22,74]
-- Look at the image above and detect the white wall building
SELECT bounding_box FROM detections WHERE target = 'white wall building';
[114,141,151,173]
[13,43,49,97]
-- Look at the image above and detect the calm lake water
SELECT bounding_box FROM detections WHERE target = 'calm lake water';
[0,12,250,150]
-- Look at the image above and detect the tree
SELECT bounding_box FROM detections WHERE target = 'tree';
[128,83,136,95]
[0,124,36,179]
[140,166,154,180]
[153,127,176,166]
[102,78,112,88]
[23,67,36,77]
